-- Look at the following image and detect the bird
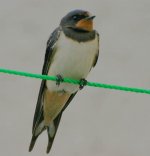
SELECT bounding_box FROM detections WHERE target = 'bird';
[29,9,99,154]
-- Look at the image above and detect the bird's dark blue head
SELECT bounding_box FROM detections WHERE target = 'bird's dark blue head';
[60,10,95,32]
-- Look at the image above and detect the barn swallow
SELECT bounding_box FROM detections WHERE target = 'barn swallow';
[29,9,99,153]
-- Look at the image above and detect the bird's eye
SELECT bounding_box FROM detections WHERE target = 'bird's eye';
[72,15,78,20]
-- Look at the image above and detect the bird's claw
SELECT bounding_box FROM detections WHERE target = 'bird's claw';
[56,74,64,86]
[79,78,87,90]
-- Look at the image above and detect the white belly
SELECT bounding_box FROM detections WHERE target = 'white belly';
[47,32,99,93]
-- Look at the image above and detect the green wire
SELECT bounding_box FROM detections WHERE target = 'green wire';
[0,68,150,95]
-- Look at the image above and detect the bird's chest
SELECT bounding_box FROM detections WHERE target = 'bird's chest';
[49,33,98,79]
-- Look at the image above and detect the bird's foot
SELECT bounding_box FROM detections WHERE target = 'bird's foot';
[56,74,64,86]
[79,78,87,90]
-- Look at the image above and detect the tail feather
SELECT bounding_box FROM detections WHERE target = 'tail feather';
[46,113,63,153]
[29,113,62,153]
[29,121,46,152]
[29,92,77,153]
[29,135,38,152]
[46,141,53,154]
[46,127,54,154]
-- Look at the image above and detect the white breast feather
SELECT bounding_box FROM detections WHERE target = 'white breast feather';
[47,32,99,93]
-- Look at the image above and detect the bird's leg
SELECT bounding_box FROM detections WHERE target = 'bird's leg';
[56,74,64,86]
[79,78,87,90]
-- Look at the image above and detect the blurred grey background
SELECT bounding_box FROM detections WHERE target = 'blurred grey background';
[0,0,150,156]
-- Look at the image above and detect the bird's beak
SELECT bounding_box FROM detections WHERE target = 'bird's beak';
[84,15,96,21]
[75,15,96,32]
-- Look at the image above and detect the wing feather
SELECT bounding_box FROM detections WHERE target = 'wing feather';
[32,27,61,133]
[93,31,99,67]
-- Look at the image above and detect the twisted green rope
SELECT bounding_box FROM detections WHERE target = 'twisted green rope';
[0,68,150,95]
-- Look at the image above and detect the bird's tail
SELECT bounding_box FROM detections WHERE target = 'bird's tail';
[46,122,56,153]
[29,90,77,153]
[29,134,38,152]
[46,113,63,153]
[29,121,46,152]
[29,119,60,154]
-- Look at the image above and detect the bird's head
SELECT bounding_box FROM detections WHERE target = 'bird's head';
[60,10,95,32]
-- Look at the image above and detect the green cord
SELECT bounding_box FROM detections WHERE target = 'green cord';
[0,68,150,95]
